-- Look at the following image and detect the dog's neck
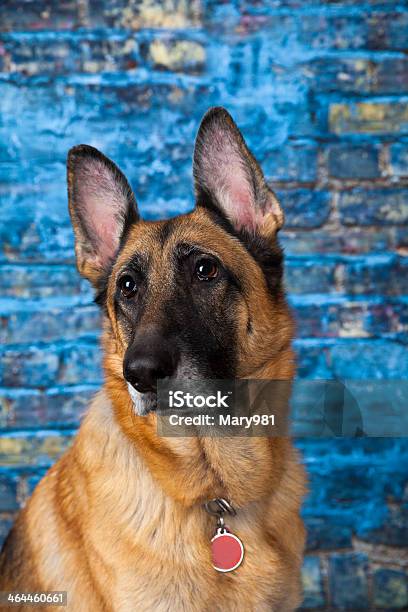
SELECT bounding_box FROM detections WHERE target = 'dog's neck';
[102,342,295,510]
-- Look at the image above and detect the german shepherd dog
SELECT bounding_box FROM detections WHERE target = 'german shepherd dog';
[0,108,306,611]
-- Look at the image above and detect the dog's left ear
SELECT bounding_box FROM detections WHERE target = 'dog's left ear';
[193,107,283,237]
[67,145,139,285]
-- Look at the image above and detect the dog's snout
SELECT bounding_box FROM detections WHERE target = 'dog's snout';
[123,332,178,394]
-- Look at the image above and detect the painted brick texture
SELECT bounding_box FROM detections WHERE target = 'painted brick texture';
[0,1,407,609]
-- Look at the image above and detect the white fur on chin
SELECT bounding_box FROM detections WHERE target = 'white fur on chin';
[127,383,156,416]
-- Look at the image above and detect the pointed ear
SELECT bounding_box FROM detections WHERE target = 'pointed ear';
[193,107,283,237]
[67,145,139,285]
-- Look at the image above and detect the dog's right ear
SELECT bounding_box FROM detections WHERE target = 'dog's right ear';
[193,107,283,239]
[67,145,139,286]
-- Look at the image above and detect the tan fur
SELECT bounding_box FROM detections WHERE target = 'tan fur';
[0,207,306,612]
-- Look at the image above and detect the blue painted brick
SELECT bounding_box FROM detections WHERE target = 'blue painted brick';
[0,0,78,32]
[141,36,206,75]
[329,340,408,379]
[301,556,325,609]
[0,190,74,263]
[305,57,408,95]
[89,0,201,29]
[276,190,331,228]
[329,100,408,136]
[390,143,408,178]
[0,265,89,299]
[367,11,408,51]
[327,144,380,179]
[0,431,74,467]
[292,297,408,341]
[383,464,408,503]
[296,339,408,380]
[298,438,406,463]
[58,343,102,385]
[0,347,60,388]
[305,517,352,551]
[1,33,141,76]
[0,301,101,345]
[261,144,317,182]
[307,464,382,509]
[358,503,408,547]
[298,12,407,52]
[396,227,408,253]
[294,342,333,379]
[0,386,96,430]
[1,1,203,32]
[285,259,336,295]
[329,552,369,610]
[281,227,396,256]
[373,568,408,610]
[0,474,18,511]
[298,14,368,51]
[341,255,408,296]
[339,189,408,226]
[296,11,408,53]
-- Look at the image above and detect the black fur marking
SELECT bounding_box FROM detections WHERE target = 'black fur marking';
[239,230,284,295]
[118,214,138,252]
[94,266,112,310]
[159,219,176,246]
[112,236,239,379]
[159,288,238,379]
[197,202,284,295]
[125,252,149,276]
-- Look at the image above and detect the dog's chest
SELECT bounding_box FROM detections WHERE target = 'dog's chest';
[90,516,284,612]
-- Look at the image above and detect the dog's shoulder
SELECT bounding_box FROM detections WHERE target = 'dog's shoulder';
[0,509,40,593]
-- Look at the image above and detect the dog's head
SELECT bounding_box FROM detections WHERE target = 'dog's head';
[67,107,293,415]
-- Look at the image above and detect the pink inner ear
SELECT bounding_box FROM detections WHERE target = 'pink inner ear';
[87,202,120,265]
[227,174,257,231]
[200,129,259,232]
[76,157,128,267]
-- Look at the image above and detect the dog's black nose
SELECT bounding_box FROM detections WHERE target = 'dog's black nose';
[123,331,178,394]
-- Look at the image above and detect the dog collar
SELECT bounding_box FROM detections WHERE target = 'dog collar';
[204,498,244,572]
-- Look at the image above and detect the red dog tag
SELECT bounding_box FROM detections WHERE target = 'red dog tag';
[211,529,244,572]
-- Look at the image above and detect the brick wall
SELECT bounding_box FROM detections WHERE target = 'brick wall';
[0,1,407,609]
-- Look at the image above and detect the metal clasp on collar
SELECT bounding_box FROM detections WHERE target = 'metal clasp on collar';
[204,498,236,534]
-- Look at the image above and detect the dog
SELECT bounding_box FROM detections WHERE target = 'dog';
[0,107,306,611]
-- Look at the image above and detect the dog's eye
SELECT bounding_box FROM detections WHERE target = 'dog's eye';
[119,274,137,298]
[195,258,218,282]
